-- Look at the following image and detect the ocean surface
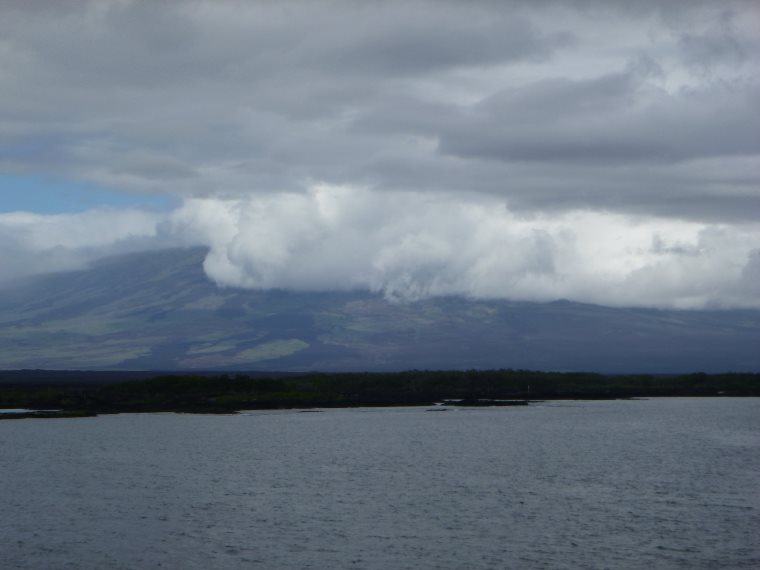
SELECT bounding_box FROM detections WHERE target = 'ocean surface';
[1,398,758,569]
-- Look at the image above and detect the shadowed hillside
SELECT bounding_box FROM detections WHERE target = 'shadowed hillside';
[1,248,759,373]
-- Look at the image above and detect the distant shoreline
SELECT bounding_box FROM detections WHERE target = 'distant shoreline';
[2,370,758,420]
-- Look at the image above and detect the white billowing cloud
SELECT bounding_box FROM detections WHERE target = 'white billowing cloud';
[0,208,162,283]
[1,186,758,309]
[170,186,760,309]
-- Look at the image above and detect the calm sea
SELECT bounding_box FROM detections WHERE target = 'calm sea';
[1,398,758,569]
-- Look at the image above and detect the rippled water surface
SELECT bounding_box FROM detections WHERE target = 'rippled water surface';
[2,398,759,569]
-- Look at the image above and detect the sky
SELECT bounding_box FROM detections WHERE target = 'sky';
[1,0,759,309]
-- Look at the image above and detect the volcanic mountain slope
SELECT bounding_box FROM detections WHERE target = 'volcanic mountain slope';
[1,248,759,373]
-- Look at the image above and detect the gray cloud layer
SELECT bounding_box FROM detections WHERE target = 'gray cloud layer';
[2,0,757,217]
[1,1,759,307]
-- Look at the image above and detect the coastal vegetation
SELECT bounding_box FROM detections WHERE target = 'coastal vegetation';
[1,370,759,419]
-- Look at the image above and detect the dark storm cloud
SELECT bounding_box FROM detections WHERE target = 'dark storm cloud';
[437,72,760,164]
[1,0,757,215]
[677,7,751,70]
[0,1,570,193]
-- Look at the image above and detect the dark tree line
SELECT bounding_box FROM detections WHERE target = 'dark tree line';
[2,370,759,418]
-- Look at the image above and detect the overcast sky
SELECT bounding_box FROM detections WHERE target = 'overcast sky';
[1,0,759,308]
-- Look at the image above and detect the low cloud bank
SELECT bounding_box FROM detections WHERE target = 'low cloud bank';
[0,208,163,284]
[170,186,760,309]
[2,186,758,309]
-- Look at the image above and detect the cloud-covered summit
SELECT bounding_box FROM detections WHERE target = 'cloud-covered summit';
[1,1,758,308]
[5,184,759,310]
[170,186,760,309]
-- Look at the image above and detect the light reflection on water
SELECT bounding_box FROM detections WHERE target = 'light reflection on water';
[1,398,759,570]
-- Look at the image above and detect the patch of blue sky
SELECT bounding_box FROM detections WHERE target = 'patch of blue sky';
[0,174,174,214]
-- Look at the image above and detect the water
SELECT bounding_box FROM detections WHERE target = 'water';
[1,399,758,569]
[0,409,59,415]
